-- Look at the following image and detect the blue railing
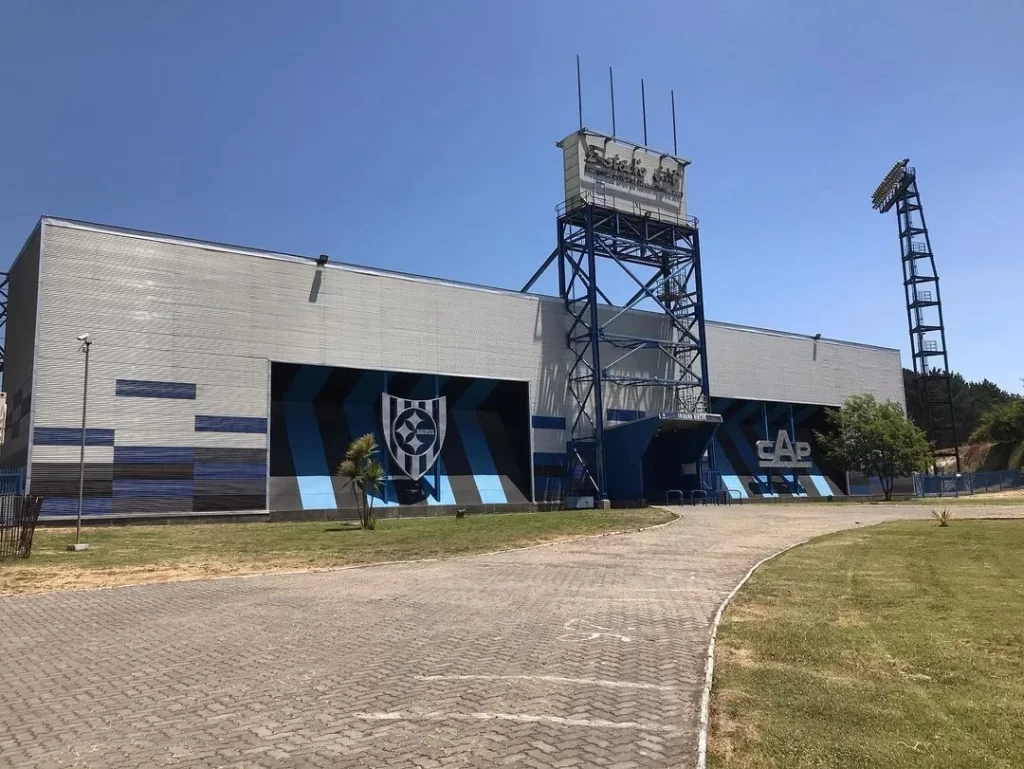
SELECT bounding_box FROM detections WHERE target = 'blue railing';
[663,471,732,505]
[0,469,25,495]
[914,470,1024,497]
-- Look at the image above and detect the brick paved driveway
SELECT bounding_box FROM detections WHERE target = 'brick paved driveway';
[2,503,1021,769]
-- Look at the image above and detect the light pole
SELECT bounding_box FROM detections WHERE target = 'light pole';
[68,333,91,552]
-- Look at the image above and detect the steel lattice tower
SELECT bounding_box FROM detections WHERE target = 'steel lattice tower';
[871,160,960,470]
[0,271,8,374]
[524,194,712,501]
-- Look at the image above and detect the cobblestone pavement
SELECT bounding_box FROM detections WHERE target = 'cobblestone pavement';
[2,504,1021,769]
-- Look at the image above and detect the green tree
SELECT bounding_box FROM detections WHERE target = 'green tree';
[903,368,1019,445]
[815,394,932,501]
[970,400,1024,443]
[337,433,386,530]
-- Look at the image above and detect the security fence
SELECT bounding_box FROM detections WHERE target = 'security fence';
[0,496,43,559]
[847,473,916,497]
[914,470,1024,497]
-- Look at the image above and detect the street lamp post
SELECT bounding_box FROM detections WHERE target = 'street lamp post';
[68,333,91,552]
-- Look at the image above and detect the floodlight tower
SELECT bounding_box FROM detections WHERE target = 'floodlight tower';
[0,271,8,374]
[871,160,960,471]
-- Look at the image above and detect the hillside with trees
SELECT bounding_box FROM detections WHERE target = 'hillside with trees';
[904,369,1024,469]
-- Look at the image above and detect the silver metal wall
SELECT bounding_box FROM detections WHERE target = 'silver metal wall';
[706,322,904,406]
[4,218,904,511]
[0,226,41,471]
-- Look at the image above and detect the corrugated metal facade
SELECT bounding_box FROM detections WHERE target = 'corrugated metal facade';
[1,226,41,475]
[1,218,905,517]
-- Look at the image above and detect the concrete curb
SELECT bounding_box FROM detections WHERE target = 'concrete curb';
[4,508,682,597]
[695,536,813,769]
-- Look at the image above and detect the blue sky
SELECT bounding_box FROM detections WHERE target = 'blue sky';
[2,1,1021,393]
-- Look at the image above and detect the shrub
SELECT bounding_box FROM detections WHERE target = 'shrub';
[815,394,932,501]
[970,400,1024,444]
[931,508,953,527]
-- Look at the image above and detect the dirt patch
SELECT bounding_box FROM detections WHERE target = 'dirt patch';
[926,488,1024,502]
[725,601,780,623]
[711,687,760,763]
[1,511,675,596]
[814,668,866,687]
[832,609,868,628]
[718,645,758,668]
[0,560,316,595]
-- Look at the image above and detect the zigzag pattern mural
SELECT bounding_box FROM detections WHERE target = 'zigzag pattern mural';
[269,364,532,511]
[711,397,845,499]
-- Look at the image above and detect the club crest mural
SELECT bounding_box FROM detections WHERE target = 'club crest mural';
[382,395,447,481]
[269,364,531,511]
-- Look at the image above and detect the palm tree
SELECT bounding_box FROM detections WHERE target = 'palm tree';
[337,433,385,529]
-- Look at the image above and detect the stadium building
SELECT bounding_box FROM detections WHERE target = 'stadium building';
[0,131,904,521]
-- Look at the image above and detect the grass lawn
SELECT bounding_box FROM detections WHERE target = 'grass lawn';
[0,508,672,595]
[710,519,1024,769]
[885,492,1024,506]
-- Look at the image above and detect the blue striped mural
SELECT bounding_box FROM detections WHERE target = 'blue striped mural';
[34,443,269,518]
[194,463,266,480]
[113,479,194,497]
[116,379,197,399]
[34,427,115,446]
[41,497,113,517]
[454,379,506,504]
[283,365,336,511]
[343,369,399,507]
[114,446,195,464]
[31,371,271,517]
[532,415,566,430]
[195,415,268,434]
[709,397,843,499]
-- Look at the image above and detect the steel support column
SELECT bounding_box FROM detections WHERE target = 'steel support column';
[550,201,712,499]
[583,206,608,500]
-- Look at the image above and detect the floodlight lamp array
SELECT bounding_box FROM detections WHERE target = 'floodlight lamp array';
[871,158,910,212]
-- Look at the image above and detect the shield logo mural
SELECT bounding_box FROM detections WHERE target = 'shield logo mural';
[381,395,447,481]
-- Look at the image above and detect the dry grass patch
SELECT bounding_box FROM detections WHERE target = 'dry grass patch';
[711,689,759,763]
[718,645,758,668]
[1,508,673,595]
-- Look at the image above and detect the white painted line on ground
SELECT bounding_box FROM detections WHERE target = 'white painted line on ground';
[695,537,813,769]
[557,617,633,642]
[354,710,682,733]
[415,673,675,691]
